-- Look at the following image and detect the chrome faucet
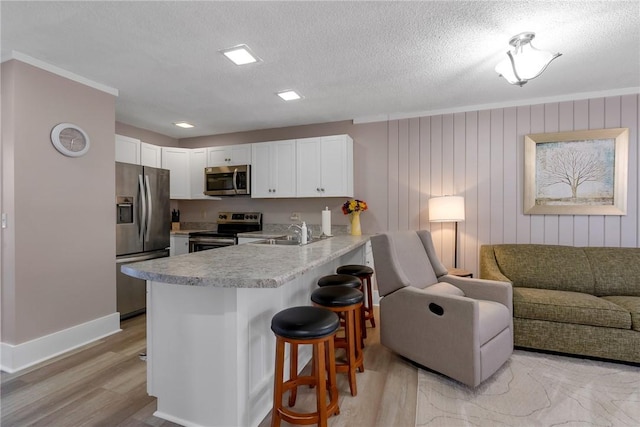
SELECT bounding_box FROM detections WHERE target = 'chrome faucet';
[288,223,313,244]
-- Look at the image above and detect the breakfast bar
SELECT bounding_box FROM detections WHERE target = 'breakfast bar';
[122,234,369,427]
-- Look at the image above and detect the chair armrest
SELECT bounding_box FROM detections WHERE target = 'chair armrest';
[381,287,481,371]
[438,275,513,314]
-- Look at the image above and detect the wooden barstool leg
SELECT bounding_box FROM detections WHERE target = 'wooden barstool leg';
[271,338,285,427]
[326,334,340,415]
[288,342,298,407]
[365,275,376,328]
[315,341,328,426]
[355,302,364,373]
[345,309,358,396]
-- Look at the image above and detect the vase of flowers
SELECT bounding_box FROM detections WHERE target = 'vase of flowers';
[342,199,368,236]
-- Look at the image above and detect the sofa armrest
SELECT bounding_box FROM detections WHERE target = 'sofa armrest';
[480,245,512,283]
[438,275,513,315]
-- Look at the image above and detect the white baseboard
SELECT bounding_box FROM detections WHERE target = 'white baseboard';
[1,313,121,373]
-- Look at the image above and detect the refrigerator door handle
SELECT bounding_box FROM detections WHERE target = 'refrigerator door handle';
[232,167,238,195]
[138,174,147,241]
[145,174,153,242]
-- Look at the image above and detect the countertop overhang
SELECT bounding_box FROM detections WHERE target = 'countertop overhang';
[121,234,370,289]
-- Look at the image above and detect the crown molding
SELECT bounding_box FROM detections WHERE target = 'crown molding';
[353,87,640,124]
[2,51,119,97]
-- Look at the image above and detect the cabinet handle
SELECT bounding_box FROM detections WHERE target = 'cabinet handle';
[316,187,321,192]
[321,188,325,192]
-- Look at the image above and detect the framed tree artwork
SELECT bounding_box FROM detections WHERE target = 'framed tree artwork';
[524,128,629,215]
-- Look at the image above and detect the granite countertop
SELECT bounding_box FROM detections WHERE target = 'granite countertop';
[122,234,369,289]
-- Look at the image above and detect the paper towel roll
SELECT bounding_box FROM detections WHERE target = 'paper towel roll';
[322,207,332,236]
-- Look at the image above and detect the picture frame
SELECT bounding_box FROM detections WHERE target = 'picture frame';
[524,128,629,215]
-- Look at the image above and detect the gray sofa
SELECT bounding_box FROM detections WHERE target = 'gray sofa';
[480,244,640,363]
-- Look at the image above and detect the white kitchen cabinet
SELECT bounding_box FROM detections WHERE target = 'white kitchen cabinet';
[161,147,191,199]
[251,140,296,198]
[140,142,162,168]
[296,134,353,198]
[170,235,190,256]
[115,134,141,164]
[207,144,252,167]
[116,135,162,168]
[189,148,207,199]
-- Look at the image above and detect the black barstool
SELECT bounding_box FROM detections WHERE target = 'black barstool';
[337,265,376,333]
[318,273,366,347]
[311,286,364,396]
[270,306,340,427]
[318,273,362,289]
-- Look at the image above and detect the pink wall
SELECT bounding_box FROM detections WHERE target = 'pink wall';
[177,95,639,276]
[1,60,117,344]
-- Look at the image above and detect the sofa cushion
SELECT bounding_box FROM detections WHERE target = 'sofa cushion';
[513,288,631,329]
[584,247,640,297]
[601,296,640,332]
[493,244,594,294]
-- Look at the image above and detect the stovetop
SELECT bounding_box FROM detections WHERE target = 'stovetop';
[191,212,262,237]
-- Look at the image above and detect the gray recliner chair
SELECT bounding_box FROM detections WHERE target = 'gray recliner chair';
[370,230,513,387]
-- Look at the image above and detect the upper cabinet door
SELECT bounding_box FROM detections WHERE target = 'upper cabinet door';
[189,148,207,199]
[115,134,141,165]
[296,135,353,198]
[319,135,353,197]
[161,147,191,199]
[140,142,162,168]
[251,140,296,198]
[207,144,252,167]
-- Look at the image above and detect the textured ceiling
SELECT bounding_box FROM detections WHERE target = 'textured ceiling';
[2,1,639,138]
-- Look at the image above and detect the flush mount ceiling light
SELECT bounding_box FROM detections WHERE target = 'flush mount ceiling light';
[277,90,302,101]
[174,122,194,129]
[220,44,261,65]
[495,32,561,86]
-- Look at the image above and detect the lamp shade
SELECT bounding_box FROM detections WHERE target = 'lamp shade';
[429,196,465,222]
[495,32,561,86]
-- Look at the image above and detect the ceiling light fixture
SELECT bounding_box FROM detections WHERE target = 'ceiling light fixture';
[277,90,302,101]
[174,122,194,129]
[220,44,261,65]
[495,32,561,86]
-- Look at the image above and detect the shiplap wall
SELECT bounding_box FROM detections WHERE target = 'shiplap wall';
[384,94,639,276]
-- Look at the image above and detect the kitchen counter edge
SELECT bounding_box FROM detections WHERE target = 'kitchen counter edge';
[121,234,370,289]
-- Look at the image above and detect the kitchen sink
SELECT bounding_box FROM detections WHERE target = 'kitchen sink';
[253,236,328,246]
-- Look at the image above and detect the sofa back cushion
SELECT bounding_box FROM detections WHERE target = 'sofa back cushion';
[492,244,594,294]
[584,247,640,296]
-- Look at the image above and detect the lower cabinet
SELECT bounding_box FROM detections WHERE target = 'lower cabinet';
[170,235,189,256]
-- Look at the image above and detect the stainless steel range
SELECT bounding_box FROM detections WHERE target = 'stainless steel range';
[188,212,262,252]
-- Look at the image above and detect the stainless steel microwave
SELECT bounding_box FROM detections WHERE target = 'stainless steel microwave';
[204,165,250,196]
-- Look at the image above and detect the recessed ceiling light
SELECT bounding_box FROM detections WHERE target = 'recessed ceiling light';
[277,90,302,101]
[220,44,261,65]
[174,122,194,129]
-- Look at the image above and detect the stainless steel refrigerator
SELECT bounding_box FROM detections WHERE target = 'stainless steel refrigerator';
[116,162,170,319]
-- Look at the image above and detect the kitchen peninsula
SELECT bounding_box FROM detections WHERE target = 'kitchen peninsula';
[122,234,369,427]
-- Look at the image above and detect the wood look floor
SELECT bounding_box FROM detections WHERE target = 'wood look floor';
[1,307,418,427]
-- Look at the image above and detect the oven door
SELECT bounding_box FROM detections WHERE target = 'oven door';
[204,165,250,196]
[189,236,237,252]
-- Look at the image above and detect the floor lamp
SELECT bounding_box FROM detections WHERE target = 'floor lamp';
[429,196,465,268]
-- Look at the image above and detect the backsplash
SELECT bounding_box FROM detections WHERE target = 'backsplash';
[179,222,348,236]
